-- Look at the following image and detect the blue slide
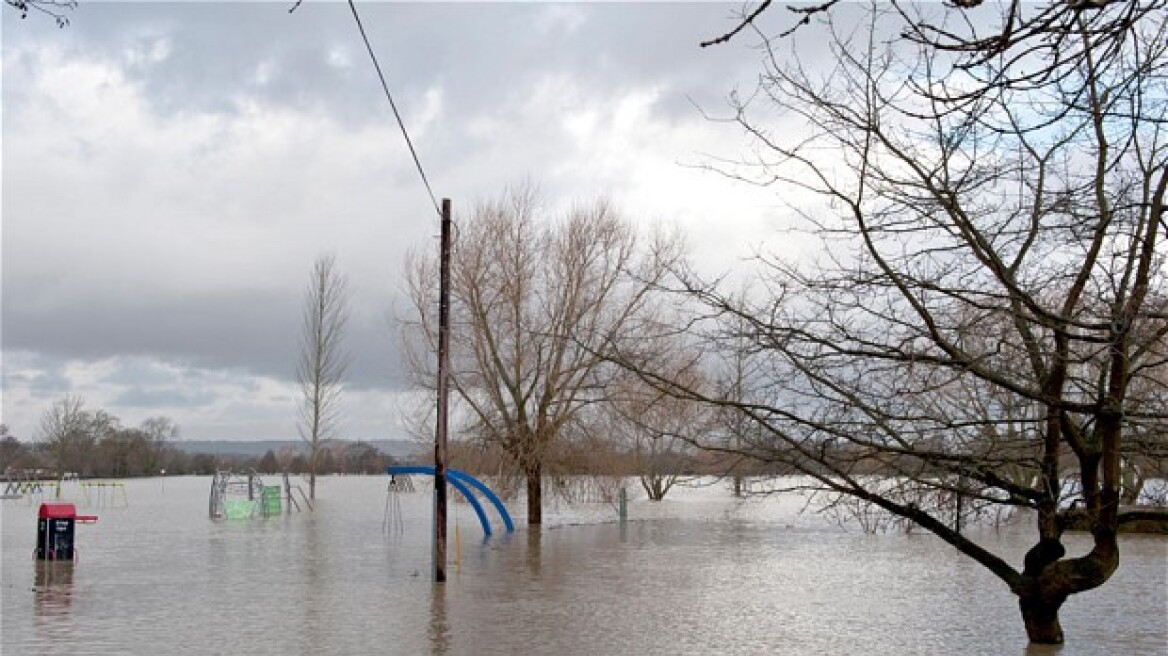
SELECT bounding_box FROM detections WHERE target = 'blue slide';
[387,465,515,537]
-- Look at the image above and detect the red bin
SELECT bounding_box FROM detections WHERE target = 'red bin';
[36,502,97,561]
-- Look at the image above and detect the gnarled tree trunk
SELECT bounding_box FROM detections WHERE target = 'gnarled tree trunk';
[1014,529,1120,644]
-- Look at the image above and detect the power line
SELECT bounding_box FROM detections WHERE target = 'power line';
[347,0,443,219]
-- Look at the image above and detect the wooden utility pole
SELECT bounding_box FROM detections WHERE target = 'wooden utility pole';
[434,198,452,583]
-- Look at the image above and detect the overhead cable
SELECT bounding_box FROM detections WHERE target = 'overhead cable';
[347,0,443,219]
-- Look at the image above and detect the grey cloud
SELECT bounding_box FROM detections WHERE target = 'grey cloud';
[6,3,765,125]
[92,356,190,387]
[2,1,819,439]
[2,3,760,380]
[0,353,73,396]
[2,283,406,389]
[109,384,218,409]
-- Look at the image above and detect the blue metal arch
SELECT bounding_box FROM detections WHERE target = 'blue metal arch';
[448,470,515,533]
[387,465,514,537]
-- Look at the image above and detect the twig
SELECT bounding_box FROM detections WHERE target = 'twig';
[700,0,772,48]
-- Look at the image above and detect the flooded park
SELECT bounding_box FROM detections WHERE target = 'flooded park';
[1,475,1164,655]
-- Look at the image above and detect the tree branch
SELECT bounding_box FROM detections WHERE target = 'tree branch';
[701,0,773,48]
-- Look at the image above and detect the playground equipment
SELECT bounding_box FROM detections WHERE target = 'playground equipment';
[4,473,133,507]
[209,470,261,519]
[209,470,313,519]
[2,471,46,500]
[35,502,98,561]
[386,465,514,537]
[383,473,415,535]
[79,482,129,508]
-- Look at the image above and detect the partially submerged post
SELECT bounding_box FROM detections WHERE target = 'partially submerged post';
[618,486,628,541]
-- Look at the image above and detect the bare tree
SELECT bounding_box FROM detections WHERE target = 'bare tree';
[623,4,1166,646]
[297,253,350,500]
[0,424,40,473]
[404,187,681,525]
[139,416,180,475]
[39,395,115,477]
[711,304,776,497]
[140,416,179,442]
[1114,333,1168,503]
[608,354,710,501]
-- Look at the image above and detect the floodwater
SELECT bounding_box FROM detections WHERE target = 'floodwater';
[2,476,1164,655]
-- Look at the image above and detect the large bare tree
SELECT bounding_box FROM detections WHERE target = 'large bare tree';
[39,395,116,478]
[404,187,680,525]
[297,253,350,500]
[622,3,1166,646]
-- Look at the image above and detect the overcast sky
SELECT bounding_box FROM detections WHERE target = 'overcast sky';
[2,1,817,442]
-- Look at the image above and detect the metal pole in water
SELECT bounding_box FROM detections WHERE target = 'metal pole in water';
[434,198,453,583]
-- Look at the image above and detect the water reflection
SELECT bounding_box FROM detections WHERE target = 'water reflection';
[33,562,74,618]
[303,510,325,656]
[1023,643,1066,655]
[525,529,542,577]
[428,582,449,656]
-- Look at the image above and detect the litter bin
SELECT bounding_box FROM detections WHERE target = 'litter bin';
[262,485,282,516]
[36,502,97,561]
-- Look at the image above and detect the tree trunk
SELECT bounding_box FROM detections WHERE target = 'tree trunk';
[641,475,662,501]
[1014,529,1120,645]
[309,447,317,501]
[1019,595,1066,644]
[525,465,542,526]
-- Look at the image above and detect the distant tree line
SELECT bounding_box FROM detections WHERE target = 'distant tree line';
[0,396,398,480]
[253,440,395,477]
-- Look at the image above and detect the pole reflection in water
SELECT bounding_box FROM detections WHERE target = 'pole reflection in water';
[428,581,449,656]
[34,561,75,618]
[1023,643,1066,656]
[303,510,325,656]
[525,530,542,577]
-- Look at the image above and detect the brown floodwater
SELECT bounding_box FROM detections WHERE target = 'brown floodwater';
[2,476,1164,655]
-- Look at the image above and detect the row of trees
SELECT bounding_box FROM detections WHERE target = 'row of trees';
[0,399,396,479]
[1,398,179,478]
[1,430,217,478]
[402,187,1166,513]
[254,440,394,476]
